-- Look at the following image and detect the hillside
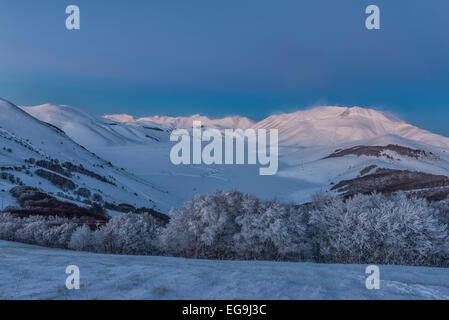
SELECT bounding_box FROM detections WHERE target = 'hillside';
[0,98,175,213]
[22,104,169,147]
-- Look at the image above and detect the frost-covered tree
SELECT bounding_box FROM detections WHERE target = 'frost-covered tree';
[14,217,49,246]
[94,213,163,255]
[160,190,309,260]
[309,193,449,266]
[159,190,238,259]
[1,190,447,267]
[0,214,78,248]
[69,225,94,251]
[431,199,449,227]
[0,213,21,241]
[233,198,300,260]
[55,222,79,247]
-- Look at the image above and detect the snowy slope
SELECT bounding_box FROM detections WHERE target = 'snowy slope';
[0,98,174,212]
[22,104,169,147]
[1,240,448,300]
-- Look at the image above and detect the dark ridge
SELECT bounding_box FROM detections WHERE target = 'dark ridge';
[324,144,433,160]
[36,160,72,178]
[42,122,66,135]
[145,134,160,141]
[359,165,377,176]
[62,161,115,185]
[332,168,449,197]
[7,186,108,222]
[409,187,449,202]
[35,169,76,191]
[104,201,170,224]
[143,126,164,132]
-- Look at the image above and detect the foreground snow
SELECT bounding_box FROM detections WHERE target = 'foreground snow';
[0,241,448,300]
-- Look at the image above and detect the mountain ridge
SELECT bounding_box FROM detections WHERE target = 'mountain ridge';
[104,113,256,130]
[100,105,449,148]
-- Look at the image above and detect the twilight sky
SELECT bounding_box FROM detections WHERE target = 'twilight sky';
[1,1,448,135]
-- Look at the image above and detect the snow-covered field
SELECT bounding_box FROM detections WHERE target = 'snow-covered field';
[1,240,448,300]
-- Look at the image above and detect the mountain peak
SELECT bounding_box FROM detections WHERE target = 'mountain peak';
[266,106,401,123]
[254,106,449,147]
[104,114,136,123]
[337,106,402,123]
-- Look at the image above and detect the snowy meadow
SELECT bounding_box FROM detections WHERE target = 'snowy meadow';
[1,240,449,300]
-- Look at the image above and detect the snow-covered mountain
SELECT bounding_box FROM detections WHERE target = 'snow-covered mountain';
[19,102,449,205]
[22,104,169,147]
[28,104,449,149]
[0,98,174,212]
[254,106,449,148]
[105,106,449,148]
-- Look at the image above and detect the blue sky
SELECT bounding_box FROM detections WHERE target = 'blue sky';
[1,1,449,135]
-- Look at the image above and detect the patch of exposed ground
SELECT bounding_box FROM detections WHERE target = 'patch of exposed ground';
[359,165,377,176]
[332,168,449,197]
[325,144,435,160]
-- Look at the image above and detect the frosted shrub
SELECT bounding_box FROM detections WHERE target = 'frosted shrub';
[14,217,51,246]
[160,190,309,260]
[69,225,94,251]
[94,213,163,255]
[10,216,78,248]
[159,190,240,259]
[0,212,163,255]
[233,198,306,260]
[309,193,449,266]
[432,199,449,226]
[54,223,79,247]
[0,214,21,241]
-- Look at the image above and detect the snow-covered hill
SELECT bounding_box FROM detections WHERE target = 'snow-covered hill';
[1,240,448,300]
[0,98,174,212]
[22,104,169,147]
[20,102,449,205]
[254,106,449,148]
